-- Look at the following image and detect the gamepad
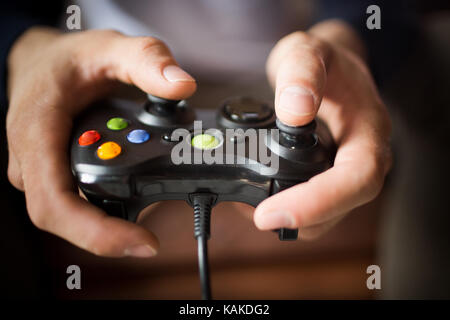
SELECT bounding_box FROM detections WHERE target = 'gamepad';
[71,94,335,239]
[70,92,335,298]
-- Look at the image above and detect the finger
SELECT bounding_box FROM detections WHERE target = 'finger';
[233,201,343,240]
[266,32,330,126]
[20,110,159,257]
[74,30,196,101]
[254,117,390,230]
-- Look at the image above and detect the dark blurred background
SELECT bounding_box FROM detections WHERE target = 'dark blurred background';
[1,1,449,299]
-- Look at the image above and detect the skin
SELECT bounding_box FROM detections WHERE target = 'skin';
[6,20,392,257]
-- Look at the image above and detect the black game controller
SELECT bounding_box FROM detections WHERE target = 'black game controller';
[70,93,336,299]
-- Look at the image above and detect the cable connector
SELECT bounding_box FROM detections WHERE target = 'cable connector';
[189,193,217,240]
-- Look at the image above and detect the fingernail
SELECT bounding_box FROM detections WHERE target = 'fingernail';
[163,65,195,82]
[124,244,157,258]
[279,86,315,116]
[255,210,295,230]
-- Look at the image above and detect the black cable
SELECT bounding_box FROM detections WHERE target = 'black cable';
[189,193,216,300]
[197,235,211,300]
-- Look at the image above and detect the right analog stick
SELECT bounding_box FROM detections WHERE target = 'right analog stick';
[276,119,317,148]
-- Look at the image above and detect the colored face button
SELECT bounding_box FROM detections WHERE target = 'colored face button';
[191,134,220,150]
[78,130,101,146]
[127,129,150,144]
[107,117,128,131]
[97,142,122,160]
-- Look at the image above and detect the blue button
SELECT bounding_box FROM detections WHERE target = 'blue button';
[127,129,150,144]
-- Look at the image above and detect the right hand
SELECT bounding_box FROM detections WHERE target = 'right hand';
[6,27,196,257]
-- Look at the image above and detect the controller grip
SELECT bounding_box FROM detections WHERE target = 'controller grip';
[271,180,300,241]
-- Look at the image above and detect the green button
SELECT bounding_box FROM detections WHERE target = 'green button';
[107,117,128,131]
[191,134,220,150]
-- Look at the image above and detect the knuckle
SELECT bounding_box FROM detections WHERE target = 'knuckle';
[85,28,124,40]
[25,191,54,231]
[101,29,123,37]
[7,165,23,191]
[286,48,327,76]
[298,46,327,71]
[74,29,124,54]
[284,31,329,53]
[268,31,329,82]
[69,29,124,55]
[82,239,106,256]
[82,231,117,257]
[27,206,48,230]
[361,154,386,202]
[284,32,330,68]
[134,36,169,55]
[284,31,312,45]
[310,36,331,57]
[271,31,311,59]
[75,214,119,257]
[82,228,105,253]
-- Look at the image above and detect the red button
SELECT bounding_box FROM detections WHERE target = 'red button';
[78,130,101,146]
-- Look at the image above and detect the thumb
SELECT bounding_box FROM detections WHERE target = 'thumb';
[266,32,330,126]
[75,30,196,100]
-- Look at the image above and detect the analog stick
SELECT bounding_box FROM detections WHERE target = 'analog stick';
[146,94,181,116]
[137,94,195,127]
[276,119,317,148]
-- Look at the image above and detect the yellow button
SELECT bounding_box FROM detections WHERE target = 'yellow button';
[97,142,122,160]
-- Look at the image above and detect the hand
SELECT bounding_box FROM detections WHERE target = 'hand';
[6,27,196,257]
[253,20,392,239]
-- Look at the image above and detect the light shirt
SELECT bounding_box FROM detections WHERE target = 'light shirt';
[74,0,313,82]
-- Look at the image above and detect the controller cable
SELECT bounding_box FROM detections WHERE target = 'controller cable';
[189,193,217,300]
